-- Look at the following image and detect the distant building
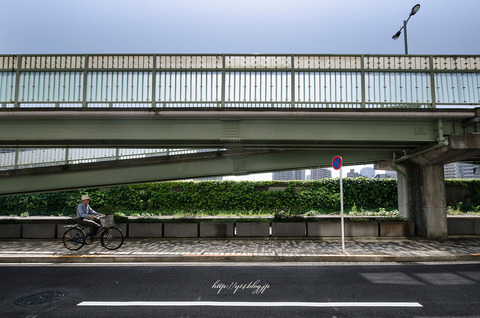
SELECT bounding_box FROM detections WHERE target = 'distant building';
[375,171,397,179]
[346,169,360,178]
[360,167,375,178]
[273,170,306,181]
[194,176,223,181]
[444,163,480,179]
[310,168,331,180]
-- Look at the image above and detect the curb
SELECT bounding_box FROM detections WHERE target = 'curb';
[1,254,479,264]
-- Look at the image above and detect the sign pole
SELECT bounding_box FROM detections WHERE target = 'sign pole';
[332,155,346,254]
[340,166,345,254]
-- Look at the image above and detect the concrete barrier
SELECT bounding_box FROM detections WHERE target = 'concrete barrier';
[22,224,56,239]
[448,218,475,235]
[379,222,415,237]
[307,222,341,237]
[235,222,270,237]
[272,222,306,237]
[164,223,198,238]
[200,223,234,238]
[0,224,22,238]
[129,223,163,238]
[56,224,76,238]
[345,222,378,237]
[1,217,478,239]
[115,223,128,237]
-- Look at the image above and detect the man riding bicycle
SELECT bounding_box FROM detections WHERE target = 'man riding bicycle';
[76,195,104,237]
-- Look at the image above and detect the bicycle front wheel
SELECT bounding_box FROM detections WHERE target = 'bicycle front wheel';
[63,227,85,250]
[101,227,124,250]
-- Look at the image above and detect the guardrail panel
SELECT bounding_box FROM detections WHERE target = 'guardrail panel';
[0,72,15,102]
[21,55,85,70]
[157,55,222,69]
[432,56,480,71]
[0,56,16,71]
[225,55,290,69]
[294,56,362,70]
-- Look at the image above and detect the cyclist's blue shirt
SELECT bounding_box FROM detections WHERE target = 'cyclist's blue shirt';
[76,203,100,219]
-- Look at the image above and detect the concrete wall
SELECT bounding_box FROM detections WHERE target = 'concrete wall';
[1,218,478,239]
[235,222,270,237]
[129,223,163,238]
[164,223,198,238]
[272,222,306,237]
[200,223,234,238]
[447,218,480,235]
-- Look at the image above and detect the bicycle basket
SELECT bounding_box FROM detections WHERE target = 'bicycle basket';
[100,215,115,227]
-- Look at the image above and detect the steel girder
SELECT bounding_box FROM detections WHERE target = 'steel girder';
[0,109,471,149]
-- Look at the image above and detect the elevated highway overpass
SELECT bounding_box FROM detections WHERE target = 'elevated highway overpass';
[1,54,480,239]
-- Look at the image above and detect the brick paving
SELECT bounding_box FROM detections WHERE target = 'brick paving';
[0,238,479,263]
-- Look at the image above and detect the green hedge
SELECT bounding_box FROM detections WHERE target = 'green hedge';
[0,179,479,217]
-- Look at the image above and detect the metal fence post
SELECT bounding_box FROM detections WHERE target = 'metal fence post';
[13,55,21,108]
[291,55,295,108]
[429,56,437,109]
[65,148,69,165]
[151,54,157,108]
[14,149,19,169]
[361,55,366,108]
[82,55,89,108]
[221,55,226,108]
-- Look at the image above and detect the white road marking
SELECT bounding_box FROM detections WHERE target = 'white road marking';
[77,301,422,307]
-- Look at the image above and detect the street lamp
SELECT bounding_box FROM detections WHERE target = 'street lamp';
[392,4,421,54]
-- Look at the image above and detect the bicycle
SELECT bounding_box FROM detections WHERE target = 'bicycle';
[62,215,124,251]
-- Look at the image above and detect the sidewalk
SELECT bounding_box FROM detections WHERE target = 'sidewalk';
[0,237,479,263]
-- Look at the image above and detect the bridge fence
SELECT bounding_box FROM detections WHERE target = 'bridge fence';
[0,148,223,171]
[1,54,479,109]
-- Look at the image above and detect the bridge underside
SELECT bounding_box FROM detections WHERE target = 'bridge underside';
[1,108,479,192]
[0,149,395,196]
[0,108,472,149]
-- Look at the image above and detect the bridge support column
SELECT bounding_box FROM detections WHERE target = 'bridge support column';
[404,163,447,240]
[396,168,409,219]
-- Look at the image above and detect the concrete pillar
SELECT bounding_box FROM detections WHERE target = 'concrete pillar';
[396,168,409,219]
[406,163,447,240]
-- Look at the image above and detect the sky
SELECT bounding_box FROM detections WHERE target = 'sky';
[1,0,480,55]
[1,0,479,180]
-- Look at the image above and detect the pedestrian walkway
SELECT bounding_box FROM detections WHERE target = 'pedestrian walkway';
[0,237,479,263]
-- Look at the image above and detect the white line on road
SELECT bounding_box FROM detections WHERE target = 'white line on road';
[77,301,423,307]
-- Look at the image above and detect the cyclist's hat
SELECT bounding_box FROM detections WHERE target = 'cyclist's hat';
[81,195,90,201]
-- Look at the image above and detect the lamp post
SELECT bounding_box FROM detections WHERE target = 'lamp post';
[392,4,421,54]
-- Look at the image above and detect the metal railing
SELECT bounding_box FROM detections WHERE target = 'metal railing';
[0,148,223,171]
[1,54,479,109]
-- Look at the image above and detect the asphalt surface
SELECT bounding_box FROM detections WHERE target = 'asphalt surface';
[1,263,480,317]
[0,237,479,263]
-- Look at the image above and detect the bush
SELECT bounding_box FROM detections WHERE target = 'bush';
[0,178,476,217]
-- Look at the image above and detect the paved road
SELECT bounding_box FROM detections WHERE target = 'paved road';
[1,263,479,317]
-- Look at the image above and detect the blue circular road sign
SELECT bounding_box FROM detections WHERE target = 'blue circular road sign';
[332,156,342,170]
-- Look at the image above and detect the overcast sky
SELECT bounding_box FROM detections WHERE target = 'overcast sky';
[1,0,479,55]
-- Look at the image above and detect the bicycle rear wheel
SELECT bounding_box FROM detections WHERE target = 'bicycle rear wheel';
[62,227,85,250]
[101,227,124,250]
